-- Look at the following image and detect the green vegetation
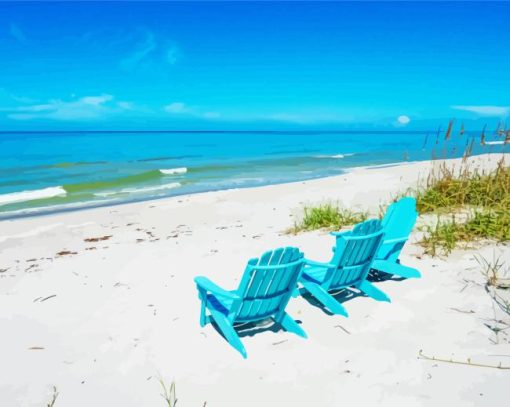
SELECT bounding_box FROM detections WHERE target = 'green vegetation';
[476,254,510,323]
[417,158,510,255]
[288,203,367,234]
[415,159,510,214]
[159,378,177,407]
[288,121,509,256]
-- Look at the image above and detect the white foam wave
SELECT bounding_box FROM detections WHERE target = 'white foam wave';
[123,182,181,194]
[93,191,119,198]
[485,141,505,145]
[0,223,63,243]
[94,182,181,197]
[160,167,188,175]
[0,199,117,219]
[0,186,66,206]
[315,153,355,159]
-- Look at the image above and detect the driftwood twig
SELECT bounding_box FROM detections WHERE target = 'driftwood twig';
[418,349,510,370]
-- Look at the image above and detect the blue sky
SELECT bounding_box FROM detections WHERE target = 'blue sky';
[0,1,509,131]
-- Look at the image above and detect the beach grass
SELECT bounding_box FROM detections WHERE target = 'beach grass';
[415,158,510,214]
[417,157,510,255]
[159,378,177,407]
[476,254,510,317]
[288,203,368,234]
[46,386,58,407]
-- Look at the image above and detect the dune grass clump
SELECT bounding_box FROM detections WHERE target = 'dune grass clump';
[417,158,510,255]
[289,203,368,234]
[416,159,510,214]
[422,210,510,256]
[476,254,510,319]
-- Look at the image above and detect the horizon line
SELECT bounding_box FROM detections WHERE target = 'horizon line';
[0,129,446,135]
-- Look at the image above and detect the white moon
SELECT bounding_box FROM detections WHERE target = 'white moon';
[397,115,411,124]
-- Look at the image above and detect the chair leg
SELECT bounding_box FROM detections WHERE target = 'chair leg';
[373,259,421,279]
[209,308,247,358]
[199,299,208,327]
[301,281,349,317]
[358,280,391,302]
[291,287,300,298]
[278,312,307,338]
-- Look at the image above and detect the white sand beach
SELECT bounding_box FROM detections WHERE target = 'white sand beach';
[1,154,509,407]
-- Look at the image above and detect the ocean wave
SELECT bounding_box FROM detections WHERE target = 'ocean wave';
[94,182,181,197]
[0,198,117,219]
[122,182,181,194]
[315,153,355,159]
[92,191,119,198]
[0,160,107,176]
[137,155,199,162]
[160,167,188,175]
[48,161,107,169]
[0,186,66,206]
[63,170,163,193]
[485,141,505,145]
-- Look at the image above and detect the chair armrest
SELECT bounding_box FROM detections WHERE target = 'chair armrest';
[329,230,351,237]
[383,237,408,245]
[194,276,240,300]
[304,259,336,269]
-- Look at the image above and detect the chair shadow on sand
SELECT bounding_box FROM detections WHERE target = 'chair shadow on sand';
[210,270,407,342]
[299,269,407,316]
[209,317,306,339]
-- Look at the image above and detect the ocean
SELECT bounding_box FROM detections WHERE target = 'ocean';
[0,130,506,219]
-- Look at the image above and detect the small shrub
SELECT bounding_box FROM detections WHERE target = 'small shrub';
[416,158,510,214]
[289,203,367,233]
[420,210,510,256]
[475,253,506,287]
[416,157,509,255]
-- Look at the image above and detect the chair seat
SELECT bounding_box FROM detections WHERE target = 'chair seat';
[302,265,328,284]
[206,293,234,315]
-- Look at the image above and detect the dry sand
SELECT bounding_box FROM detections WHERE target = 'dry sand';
[1,154,509,406]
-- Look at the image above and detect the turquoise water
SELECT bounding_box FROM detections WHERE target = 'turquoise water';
[0,130,506,219]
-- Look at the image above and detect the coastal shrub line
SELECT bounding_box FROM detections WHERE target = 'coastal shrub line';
[289,158,509,256]
[417,158,510,255]
[415,159,510,214]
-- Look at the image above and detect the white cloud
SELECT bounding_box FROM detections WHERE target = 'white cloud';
[120,31,180,71]
[397,115,411,125]
[451,105,510,117]
[81,95,114,106]
[120,31,157,71]
[4,94,118,121]
[261,112,360,124]
[163,102,220,120]
[9,23,26,44]
[203,112,220,119]
[117,101,134,110]
[165,43,180,65]
[164,102,188,114]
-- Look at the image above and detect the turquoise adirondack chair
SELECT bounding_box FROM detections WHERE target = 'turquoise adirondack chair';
[297,219,389,317]
[372,197,421,279]
[194,247,307,358]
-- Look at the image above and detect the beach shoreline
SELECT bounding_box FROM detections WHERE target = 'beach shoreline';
[1,153,509,406]
[2,129,507,221]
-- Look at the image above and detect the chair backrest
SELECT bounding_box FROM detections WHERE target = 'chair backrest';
[326,219,384,290]
[381,197,418,241]
[234,247,304,322]
[378,197,418,260]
